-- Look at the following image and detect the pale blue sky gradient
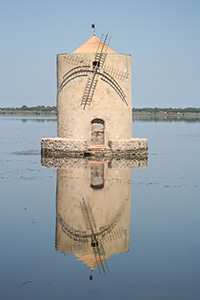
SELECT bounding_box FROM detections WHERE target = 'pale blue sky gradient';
[0,0,199,108]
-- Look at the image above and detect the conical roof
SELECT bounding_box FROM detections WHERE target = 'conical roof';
[75,253,110,268]
[72,34,117,54]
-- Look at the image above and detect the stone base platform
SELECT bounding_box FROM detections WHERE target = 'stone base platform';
[41,137,148,159]
[41,156,148,169]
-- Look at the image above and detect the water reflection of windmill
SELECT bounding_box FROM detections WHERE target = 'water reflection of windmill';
[58,33,128,109]
[57,190,128,279]
[54,159,142,279]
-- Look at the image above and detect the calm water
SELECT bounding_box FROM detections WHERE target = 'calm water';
[0,116,199,300]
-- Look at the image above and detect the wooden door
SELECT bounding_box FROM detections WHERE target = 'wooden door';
[91,119,104,145]
[91,163,104,189]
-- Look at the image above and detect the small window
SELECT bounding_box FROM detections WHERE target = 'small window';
[93,61,100,68]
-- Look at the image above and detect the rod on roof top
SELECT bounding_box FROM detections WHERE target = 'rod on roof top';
[91,23,96,34]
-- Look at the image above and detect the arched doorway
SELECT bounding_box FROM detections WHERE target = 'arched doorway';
[91,119,104,145]
[91,163,104,189]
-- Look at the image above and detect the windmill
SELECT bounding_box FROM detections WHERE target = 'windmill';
[56,197,127,277]
[58,33,129,110]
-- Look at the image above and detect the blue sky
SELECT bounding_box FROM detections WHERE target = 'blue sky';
[0,0,199,108]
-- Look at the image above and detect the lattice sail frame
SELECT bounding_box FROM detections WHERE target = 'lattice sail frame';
[58,33,129,110]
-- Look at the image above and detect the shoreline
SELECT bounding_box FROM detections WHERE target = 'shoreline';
[132,112,200,120]
[1,110,200,119]
[0,111,56,116]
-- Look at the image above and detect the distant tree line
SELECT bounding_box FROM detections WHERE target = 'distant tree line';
[0,105,199,114]
[132,107,200,113]
[0,105,57,112]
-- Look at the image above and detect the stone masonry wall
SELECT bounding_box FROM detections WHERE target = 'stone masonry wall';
[41,137,148,159]
[41,157,148,169]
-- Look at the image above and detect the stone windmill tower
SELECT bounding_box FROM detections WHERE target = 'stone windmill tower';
[55,160,133,279]
[41,32,148,158]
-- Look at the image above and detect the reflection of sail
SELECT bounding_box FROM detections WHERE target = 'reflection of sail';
[51,158,147,278]
[57,200,126,242]
[80,198,109,275]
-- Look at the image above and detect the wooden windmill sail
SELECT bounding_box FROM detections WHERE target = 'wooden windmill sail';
[81,33,111,109]
[58,32,129,110]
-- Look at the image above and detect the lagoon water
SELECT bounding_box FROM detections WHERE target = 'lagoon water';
[0,116,199,300]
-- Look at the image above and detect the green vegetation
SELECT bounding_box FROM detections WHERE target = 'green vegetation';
[0,105,57,115]
[0,105,57,112]
[0,105,199,118]
[132,107,200,122]
[132,107,200,114]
